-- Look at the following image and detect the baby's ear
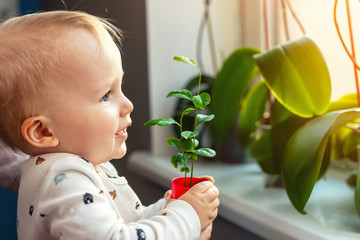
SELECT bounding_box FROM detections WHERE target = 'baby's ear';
[21,116,59,148]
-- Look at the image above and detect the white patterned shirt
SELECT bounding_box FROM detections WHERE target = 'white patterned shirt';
[17,153,201,240]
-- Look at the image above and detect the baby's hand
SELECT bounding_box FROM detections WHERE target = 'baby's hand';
[164,190,174,207]
[179,180,220,231]
[199,223,212,240]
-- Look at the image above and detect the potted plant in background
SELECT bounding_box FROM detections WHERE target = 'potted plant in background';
[223,0,360,216]
[145,56,216,199]
[172,0,360,217]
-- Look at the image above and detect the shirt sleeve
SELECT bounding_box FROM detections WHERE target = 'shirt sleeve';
[142,198,166,219]
[138,200,201,240]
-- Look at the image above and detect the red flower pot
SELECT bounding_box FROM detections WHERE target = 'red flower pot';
[171,177,204,199]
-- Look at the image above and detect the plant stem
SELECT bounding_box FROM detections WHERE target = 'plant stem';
[263,0,269,50]
[204,0,218,73]
[184,162,187,187]
[345,0,360,107]
[190,158,195,187]
[334,0,360,71]
[284,0,305,35]
[194,66,202,131]
[190,65,202,187]
[179,113,184,135]
[280,0,290,41]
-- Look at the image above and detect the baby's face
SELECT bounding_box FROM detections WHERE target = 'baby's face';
[46,29,133,165]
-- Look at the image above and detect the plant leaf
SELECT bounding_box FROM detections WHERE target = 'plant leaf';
[187,153,198,160]
[282,108,360,214]
[192,92,211,110]
[328,93,358,112]
[144,117,180,127]
[180,166,190,173]
[250,129,274,173]
[178,139,196,152]
[196,114,215,125]
[182,108,195,115]
[181,131,198,139]
[194,139,199,149]
[173,56,196,66]
[356,151,360,216]
[254,35,331,118]
[239,81,268,148]
[166,137,180,148]
[194,148,216,157]
[171,153,188,168]
[167,90,193,101]
[251,112,309,175]
[210,47,261,145]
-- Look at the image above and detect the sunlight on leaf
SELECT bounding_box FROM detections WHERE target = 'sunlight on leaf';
[173,56,196,66]
[328,93,358,112]
[254,35,331,118]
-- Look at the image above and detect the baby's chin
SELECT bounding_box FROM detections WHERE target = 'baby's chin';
[112,145,127,160]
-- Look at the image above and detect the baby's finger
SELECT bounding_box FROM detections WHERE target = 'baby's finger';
[197,175,215,183]
[188,181,214,194]
[210,196,220,210]
[204,186,219,202]
[164,190,172,200]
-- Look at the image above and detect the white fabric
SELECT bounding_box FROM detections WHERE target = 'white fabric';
[0,142,28,192]
[17,153,201,240]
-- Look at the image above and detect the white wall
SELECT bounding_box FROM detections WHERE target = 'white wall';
[146,0,242,157]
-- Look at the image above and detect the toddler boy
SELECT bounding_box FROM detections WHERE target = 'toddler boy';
[0,10,219,240]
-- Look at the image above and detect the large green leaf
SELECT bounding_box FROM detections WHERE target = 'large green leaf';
[210,47,261,145]
[282,108,360,214]
[238,81,268,148]
[250,129,274,173]
[251,113,308,175]
[327,93,358,112]
[356,154,360,216]
[254,35,331,118]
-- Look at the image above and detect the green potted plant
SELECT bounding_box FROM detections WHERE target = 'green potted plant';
[144,56,216,199]
[211,0,360,216]
[277,0,360,215]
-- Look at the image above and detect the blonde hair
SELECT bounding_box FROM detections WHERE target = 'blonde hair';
[0,10,123,152]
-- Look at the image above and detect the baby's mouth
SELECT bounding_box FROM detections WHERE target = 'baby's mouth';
[115,128,127,137]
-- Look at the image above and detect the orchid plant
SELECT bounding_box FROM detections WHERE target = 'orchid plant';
[144,56,216,187]
[190,0,360,216]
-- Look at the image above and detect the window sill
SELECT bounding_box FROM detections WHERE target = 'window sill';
[127,150,360,240]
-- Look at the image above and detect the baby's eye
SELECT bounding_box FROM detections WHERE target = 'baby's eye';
[100,91,111,102]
